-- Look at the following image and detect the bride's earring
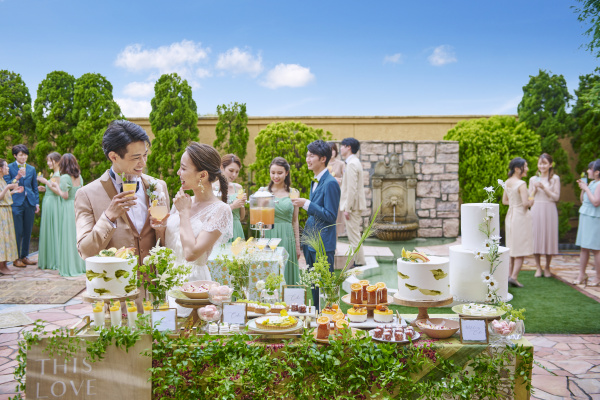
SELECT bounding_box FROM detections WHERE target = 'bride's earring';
[197,180,205,193]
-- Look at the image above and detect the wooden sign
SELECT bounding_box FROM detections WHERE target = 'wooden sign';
[282,285,308,305]
[459,317,489,344]
[221,302,247,325]
[26,335,151,399]
[152,308,177,332]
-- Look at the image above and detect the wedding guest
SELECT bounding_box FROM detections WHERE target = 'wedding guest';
[46,154,85,276]
[339,138,367,267]
[574,159,600,286]
[502,157,534,288]
[37,152,62,270]
[218,154,246,241]
[291,140,341,308]
[2,144,39,268]
[328,143,346,238]
[529,153,560,278]
[0,159,23,275]
[263,157,301,285]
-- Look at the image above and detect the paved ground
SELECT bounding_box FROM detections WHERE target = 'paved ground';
[0,243,599,399]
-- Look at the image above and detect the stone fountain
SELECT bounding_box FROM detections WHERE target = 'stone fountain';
[371,154,419,241]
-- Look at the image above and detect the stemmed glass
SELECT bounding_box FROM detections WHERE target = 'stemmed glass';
[150,196,169,228]
[289,188,299,199]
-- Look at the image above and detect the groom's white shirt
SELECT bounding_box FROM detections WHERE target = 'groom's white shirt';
[109,167,148,233]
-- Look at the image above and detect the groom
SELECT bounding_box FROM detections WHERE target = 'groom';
[292,140,340,308]
[75,120,169,264]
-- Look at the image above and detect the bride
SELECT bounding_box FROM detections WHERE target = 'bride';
[154,142,233,315]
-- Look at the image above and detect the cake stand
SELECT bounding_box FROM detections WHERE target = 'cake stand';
[341,294,393,317]
[81,289,140,304]
[392,292,454,327]
[174,297,212,326]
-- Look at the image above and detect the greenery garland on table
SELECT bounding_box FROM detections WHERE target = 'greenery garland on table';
[10,318,533,400]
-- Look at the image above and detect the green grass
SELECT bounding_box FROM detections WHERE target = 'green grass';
[339,270,600,334]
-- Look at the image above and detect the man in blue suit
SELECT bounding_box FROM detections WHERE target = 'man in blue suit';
[292,140,341,308]
[3,144,39,268]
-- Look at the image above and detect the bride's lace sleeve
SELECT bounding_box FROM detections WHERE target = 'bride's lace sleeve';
[203,202,233,246]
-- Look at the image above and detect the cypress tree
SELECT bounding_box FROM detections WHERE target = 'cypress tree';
[213,102,250,179]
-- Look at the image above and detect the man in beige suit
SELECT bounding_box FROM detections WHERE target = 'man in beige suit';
[339,138,367,266]
[75,120,169,266]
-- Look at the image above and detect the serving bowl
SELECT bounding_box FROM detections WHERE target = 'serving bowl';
[180,280,217,299]
[415,318,459,339]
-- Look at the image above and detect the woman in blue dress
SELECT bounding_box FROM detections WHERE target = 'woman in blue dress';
[574,159,600,286]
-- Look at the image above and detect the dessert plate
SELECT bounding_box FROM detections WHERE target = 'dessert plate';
[247,319,304,334]
[368,329,420,344]
[451,304,506,318]
[312,328,361,344]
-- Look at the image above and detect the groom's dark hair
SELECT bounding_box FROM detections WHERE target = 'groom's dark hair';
[102,120,151,160]
[307,140,332,167]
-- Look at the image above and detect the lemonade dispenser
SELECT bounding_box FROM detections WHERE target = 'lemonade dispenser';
[249,190,275,238]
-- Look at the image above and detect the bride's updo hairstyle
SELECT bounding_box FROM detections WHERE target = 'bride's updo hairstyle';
[185,142,228,203]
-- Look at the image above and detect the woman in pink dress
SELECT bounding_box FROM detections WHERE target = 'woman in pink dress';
[529,153,560,278]
[502,157,534,288]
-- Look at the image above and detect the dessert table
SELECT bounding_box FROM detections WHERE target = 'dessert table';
[207,243,289,300]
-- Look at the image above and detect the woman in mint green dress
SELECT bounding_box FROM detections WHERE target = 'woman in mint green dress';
[217,154,246,242]
[47,154,85,277]
[36,152,61,270]
[264,157,301,285]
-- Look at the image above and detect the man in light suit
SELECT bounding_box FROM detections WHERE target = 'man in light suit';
[292,140,341,308]
[75,120,169,266]
[3,144,39,268]
[339,138,367,267]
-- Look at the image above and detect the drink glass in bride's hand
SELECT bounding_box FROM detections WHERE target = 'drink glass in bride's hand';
[150,197,169,228]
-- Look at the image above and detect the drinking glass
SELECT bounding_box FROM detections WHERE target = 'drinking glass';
[289,188,299,199]
[268,238,281,251]
[150,196,169,227]
[122,174,137,196]
[237,188,245,200]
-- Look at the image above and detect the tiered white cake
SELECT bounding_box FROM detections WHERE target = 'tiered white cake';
[396,256,450,301]
[449,203,509,302]
[85,256,136,297]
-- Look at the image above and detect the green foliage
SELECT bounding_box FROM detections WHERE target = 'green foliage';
[517,69,577,184]
[213,102,250,179]
[250,121,332,199]
[72,73,123,183]
[0,70,35,161]
[557,201,576,241]
[571,72,600,177]
[33,71,76,171]
[574,0,600,58]
[444,116,541,224]
[148,73,199,199]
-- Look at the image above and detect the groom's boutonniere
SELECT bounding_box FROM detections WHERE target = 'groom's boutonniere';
[147,180,159,202]
[311,177,319,184]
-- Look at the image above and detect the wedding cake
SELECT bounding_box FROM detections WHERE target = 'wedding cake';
[396,252,450,301]
[85,248,137,297]
[449,203,509,302]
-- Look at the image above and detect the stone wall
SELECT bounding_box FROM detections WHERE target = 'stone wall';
[351,140,459,238]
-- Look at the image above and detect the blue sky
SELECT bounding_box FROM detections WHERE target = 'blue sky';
[1,0,597,117]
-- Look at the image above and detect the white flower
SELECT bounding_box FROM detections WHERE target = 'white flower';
[474,251,482,260]
[487,277,498,290]
[484,239,493,248]
[484,186,495,193]
[485,292,494,302]
[487,212,495,220]
[481,272,493,283]
[481,204,493,210]
[491,235,501,242]
[497,179,506,189]
[256,280,266,291]
[143,256,150,265]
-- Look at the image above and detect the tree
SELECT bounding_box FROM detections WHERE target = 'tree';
[213,102,250,180]
[517,69,577,183]
[250,121,332,202]
[33,71,76,171]
[0,70,35,161]
[574,0,600,57]
[72,73,123,183]
[444,116,541,225]
[571,72,600,175]
[147,73,200,198]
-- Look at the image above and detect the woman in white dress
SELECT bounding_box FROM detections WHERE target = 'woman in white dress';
[155,142,233,315]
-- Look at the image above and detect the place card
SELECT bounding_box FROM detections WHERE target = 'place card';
[459,317,489,344]
[282,285,308,305]
[222,302,247,325]
[152,308,178,332]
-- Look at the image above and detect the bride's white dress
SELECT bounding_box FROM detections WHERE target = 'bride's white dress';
[165,200,233,316]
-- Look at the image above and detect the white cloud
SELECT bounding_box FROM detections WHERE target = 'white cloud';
[196,68,212,78]
[215,47,263,77]
[123,81,155,98]
[115,98,152,118]
[261,64,315,89]
[428,45,457,66]
[384,53,403,64]
[115,40,209,74]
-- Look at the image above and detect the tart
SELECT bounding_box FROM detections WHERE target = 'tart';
[373,305,394,323]
[347,305,368,323]
[256,315,298,330]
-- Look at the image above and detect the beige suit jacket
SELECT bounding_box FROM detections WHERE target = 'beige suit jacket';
[339,156,367,212]
[75,171,169,263]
